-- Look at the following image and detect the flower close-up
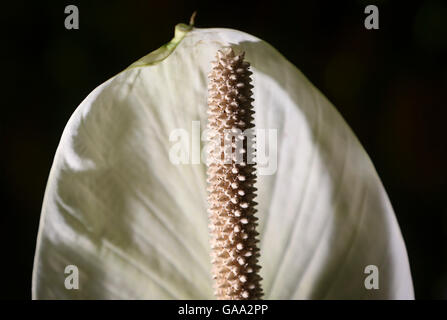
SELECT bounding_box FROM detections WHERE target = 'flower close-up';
[31,21,415,300]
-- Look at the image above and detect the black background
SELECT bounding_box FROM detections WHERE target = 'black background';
[1,0,446,299]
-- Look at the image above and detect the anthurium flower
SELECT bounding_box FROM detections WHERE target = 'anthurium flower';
[32,23,414,299]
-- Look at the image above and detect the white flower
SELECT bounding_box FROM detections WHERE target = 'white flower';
[32,23,414,299]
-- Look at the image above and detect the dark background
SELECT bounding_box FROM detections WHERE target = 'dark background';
[1,0,446,299]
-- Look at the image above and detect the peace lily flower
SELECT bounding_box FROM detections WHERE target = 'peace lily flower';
[32,22,414,299]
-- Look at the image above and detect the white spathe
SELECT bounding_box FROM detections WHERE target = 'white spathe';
[32,24,414,299]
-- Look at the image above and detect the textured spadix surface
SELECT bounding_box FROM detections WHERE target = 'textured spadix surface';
[207,48,263,299]
[33,24,414,299]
